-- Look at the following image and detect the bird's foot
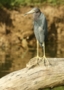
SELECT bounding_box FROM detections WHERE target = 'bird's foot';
[26,56,51,69]
[35,55,42,59]
[42,56,51,66]
[26,56,41,69]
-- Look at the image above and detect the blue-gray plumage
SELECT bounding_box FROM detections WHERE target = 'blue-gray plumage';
[33,10,48,46]
[24,7,50,65]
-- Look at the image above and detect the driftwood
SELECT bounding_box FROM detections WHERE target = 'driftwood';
[0,58,64,90]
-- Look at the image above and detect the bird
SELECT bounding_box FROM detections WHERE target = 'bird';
[24,7,50,65]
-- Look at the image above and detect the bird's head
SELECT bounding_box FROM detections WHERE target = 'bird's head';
[24,7,41,15]
[24,7,41,21]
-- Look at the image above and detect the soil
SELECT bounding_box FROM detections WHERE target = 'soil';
[0,6,64,47]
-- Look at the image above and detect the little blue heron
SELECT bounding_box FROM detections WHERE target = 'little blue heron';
[24,7,50,65]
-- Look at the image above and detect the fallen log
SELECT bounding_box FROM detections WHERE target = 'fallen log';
[0,58,64,90]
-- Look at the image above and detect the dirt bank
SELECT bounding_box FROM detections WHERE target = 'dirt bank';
[0,6,64,47]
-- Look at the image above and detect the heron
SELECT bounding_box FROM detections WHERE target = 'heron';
[24,7,50,65]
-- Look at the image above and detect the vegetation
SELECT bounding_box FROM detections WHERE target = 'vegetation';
[0,0,64,8]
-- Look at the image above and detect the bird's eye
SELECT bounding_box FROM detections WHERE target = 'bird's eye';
[36,11,39,13]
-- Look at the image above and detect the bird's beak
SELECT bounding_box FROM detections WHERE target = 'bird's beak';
[24,9,35,16]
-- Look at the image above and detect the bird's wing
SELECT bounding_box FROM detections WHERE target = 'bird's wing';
[39,26,45,45]
[39,13,48,43]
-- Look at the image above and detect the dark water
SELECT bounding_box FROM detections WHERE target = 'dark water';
[0,42,64,77]
[0,42,64,90]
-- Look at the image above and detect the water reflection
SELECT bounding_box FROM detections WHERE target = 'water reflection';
[0,47,12,77]
[0,41,64,90]
[0,41,64,78]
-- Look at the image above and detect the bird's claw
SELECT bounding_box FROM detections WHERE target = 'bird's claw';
[36,55,42,59]
[42,56,50,66]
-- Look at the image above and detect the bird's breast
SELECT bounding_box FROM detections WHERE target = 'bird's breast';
[34,20,42,32]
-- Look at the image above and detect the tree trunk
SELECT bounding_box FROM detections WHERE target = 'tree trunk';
[0,58,64,90]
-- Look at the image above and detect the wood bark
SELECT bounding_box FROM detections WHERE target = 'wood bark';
[0,58,64,90]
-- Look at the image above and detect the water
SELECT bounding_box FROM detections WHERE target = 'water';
[0,42,64,90]
[0,41,64,77]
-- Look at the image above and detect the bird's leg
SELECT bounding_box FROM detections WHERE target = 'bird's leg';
[42,42,50,65]
[36,40,41,59]
[37,40,39,58]
[42,42,46,58]
[26,40,40,68]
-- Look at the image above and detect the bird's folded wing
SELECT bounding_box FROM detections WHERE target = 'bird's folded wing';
[39,26,45,44]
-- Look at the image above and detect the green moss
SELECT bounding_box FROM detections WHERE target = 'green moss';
[53,86,64,90]
[0,0,64,8]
